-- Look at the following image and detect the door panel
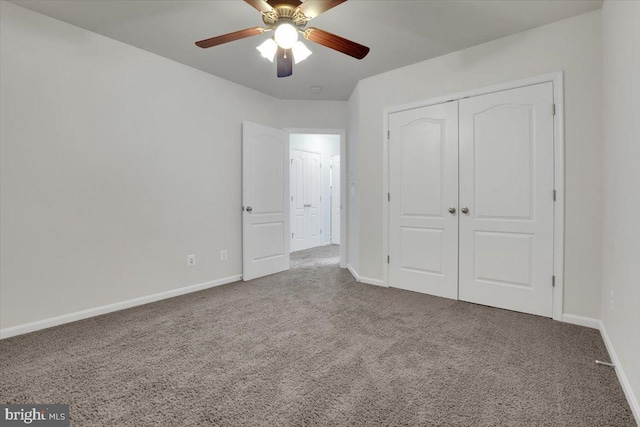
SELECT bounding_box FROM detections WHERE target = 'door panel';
[389,101,459,299]
[458,83,554,317]
[474,105,534,220]
[242,121,290,281]
[331,155,341,244]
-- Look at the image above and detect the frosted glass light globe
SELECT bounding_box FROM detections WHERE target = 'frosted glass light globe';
[274,23,298,49]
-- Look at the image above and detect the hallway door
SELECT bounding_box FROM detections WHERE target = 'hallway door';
[291,148,322,251]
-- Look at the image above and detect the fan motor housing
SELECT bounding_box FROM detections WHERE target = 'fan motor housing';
[262,4,309,29]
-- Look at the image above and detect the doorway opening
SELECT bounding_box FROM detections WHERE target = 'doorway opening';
[288,130,345,268]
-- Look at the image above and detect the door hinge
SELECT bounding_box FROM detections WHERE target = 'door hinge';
[320,196,322,202]
[291,158,294,164]
[320,229,322,234]
[387,130,390,139]
[388,193,391,202]
[291,196,294,201]
[553,190,556,201]
[552,275,556,287]
[552,104,556,116]
[292,233,294,238]
[387,255,390,264]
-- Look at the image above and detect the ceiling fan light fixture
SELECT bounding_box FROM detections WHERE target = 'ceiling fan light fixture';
[292,41,312,64]
[256,38,278,62]
[274,22,299,49]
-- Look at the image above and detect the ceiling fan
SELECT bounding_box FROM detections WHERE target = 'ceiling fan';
[195,0,370,78]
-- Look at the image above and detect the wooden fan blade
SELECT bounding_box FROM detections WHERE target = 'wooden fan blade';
[277,47,293,78]
[268,0,302,6]
[244,0,274,14]
[195,27,266,48]
[304,27,369,59]
[298,0,347,19]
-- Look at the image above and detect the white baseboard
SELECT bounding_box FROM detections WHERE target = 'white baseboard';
[599,321,640,424]
[345,264,387,287]
[561,313,601,329]
[359,276,386,287]
[0,274,242,340]
[346,263,359,281]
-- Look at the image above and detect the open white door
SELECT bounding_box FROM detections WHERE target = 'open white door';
[242,121,290,281]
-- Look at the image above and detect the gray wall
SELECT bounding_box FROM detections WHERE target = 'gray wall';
[601,0,640,415]
[0,2,347,330]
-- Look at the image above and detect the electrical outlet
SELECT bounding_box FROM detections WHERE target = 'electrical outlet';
[187,254,196,266]
[220,250,228,261]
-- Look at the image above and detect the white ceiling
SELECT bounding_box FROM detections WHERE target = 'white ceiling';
[11,0,602,100]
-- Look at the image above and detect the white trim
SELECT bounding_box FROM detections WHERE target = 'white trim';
[286,128,347,269]
[346,263,387,287]
[330,153,341,245]
[551,73,565,322]
[0,275,242,340]
[359,276,387,287]
[599,321,640,424]
[382,72,565,320]
[560,313,600,329]
[382,109,390,290]
[346,263,360,281]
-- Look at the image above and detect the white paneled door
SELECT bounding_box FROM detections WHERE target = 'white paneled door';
[388,82,555,317]
[458,83,555,317]
[389,101,459,299]
[291,149,322,252]
[242,121,290,281]
[331,155,341,245]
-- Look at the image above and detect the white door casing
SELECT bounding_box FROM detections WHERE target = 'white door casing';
[388,101,459,299]
[242,121,290,281]
[290,149,322,251]
[331,155,341,245]
[458,83,555,317]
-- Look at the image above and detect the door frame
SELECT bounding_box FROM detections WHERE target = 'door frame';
[290,147,323,252]
[330,154,341,245]
[286,128,347,268]
[382,72,565,321]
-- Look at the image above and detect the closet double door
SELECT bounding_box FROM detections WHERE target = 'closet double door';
[290,149,323,252]
[388,83,554,317]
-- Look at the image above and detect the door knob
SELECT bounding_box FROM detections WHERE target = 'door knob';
[461,207,469,214]
[246,206,253,213]
[448,207,456,214]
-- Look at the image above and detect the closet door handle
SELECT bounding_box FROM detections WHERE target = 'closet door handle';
[448,207,456,214]
[461,207,469,214]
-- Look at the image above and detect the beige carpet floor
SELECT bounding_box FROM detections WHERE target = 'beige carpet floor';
[0,245,635,426]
